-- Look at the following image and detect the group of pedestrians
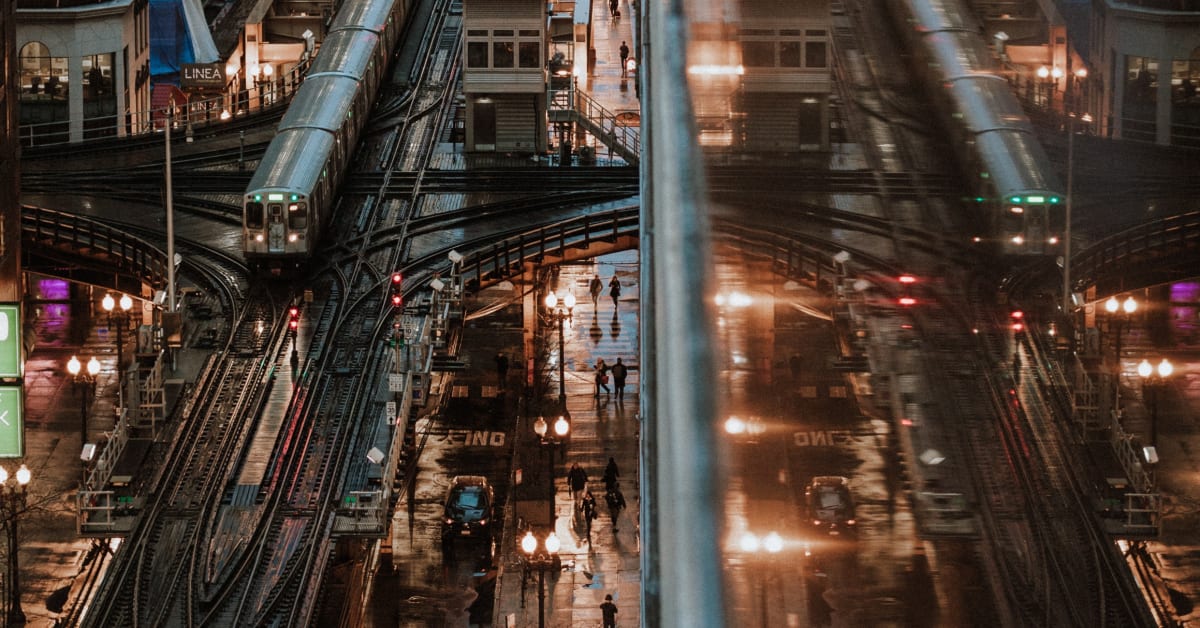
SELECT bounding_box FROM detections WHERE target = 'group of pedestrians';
[568,458,627,543]
[589,273,622,311]
[593,357,630,399]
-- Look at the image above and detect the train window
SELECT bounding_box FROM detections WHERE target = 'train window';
[269,204,283,219]
[288,202,308,229]
[245,201,264,228]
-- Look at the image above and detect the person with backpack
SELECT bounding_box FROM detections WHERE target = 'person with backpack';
[609,358,628,400]
[605,486,626,532]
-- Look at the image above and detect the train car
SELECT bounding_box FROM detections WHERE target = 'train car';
[242,0,410,274]
[891,0,1065,256]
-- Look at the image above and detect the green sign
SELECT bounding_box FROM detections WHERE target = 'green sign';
[0,386,23,458]
[0,304,19,378]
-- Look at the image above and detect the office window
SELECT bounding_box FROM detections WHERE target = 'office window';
[805,41,827,68]
[468,42,489,68]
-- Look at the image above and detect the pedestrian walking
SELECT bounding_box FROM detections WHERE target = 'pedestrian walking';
[603,457,620,493]
[605,486,626,532]
[601,594,619,628]
[495,352,509,387]
[581,490,598,542]
[608,276,621,310]
[619,41,630,77]
[610,358,628,400]
[568,463,589,509]
[589,274,604,306]
[595,359,610,397]
[609,0,619,17]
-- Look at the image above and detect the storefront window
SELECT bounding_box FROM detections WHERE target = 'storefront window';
[83,52,118,139]
[18,41,69,143]
[1123,55,1157,142]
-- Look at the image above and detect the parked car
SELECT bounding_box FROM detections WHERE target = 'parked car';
[443,475,494,539]
[805,476,856,535]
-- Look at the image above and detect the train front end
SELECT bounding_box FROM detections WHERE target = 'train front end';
[243,129,332,274]
[244,189,312,273]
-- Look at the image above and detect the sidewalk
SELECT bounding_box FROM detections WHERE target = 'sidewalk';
[494,249,642,627]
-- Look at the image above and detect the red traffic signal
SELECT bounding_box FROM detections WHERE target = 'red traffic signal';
[289,318,299,331]
[1010,310,1025,332]
[288,305,300,318]
[898,274,917,285]
[287,304,300,332]
[389,272,404,308]
[898,296,917,307]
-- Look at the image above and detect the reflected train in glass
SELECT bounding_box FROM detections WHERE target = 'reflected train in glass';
[891,0,1065,256]
[243,0,412,274]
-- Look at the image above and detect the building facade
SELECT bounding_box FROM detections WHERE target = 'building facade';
[16,0,150,145]
[462,0,548,153]
[1088,1,1200,147]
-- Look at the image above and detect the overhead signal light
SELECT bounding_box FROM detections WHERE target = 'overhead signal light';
[389,272,404,308]
[898,296,917,306]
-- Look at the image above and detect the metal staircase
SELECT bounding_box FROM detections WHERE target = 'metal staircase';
[548,84,640,166]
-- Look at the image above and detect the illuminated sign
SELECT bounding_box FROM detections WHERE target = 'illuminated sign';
[181,63,225,89]
[0,304,20,378]
[267,193,284,201]
[0,386,23,457]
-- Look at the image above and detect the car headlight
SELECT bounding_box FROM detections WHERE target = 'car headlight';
[846,519,856,526]
[445,518,454,525]
[478,518,488,526]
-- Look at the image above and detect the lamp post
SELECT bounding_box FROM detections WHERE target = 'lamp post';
[1,464,32,625]
[1137,358,1174,448]
[66,355,101,456]
[1062,67,1089,319]
[533,415,570,525]
[737,530,783,627]
[1106,295,1138,416]
[544,291,575,409]
[520,530,561,628]
[101,293,134,407]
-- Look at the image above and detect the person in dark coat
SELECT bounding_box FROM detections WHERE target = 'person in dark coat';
[610,358,628,399]
[589,274,604,306]
[568,463,589,509]
[609,0,619,17]
[601,594,619,628]
[608,276,621,309]
[605,487,626,532]
[603,457,620,493]
[580,490,597,542]
[620,41,630,77]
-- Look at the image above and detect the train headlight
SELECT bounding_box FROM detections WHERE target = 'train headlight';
[255,234,264,242]
[1009,206,1024,214]
[1048,236,1059,245]
[1011,235,1024,245]
[288,233,299,243]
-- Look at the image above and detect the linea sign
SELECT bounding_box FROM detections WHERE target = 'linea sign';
[0,386,23,458]
[0,304,20,378]
[181,63,225,89]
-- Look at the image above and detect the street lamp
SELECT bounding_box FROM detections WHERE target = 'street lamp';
[1,464,32,625]
[543,291,576,408]
[1137,358,1174,448]
[1105,295,1138,415]
[736,530,783,628]
[533,415,570,525]
[520,530,561,628]
[66,355,101,456]
[101,293,134,406]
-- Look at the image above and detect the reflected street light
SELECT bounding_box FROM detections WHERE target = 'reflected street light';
[533,415,570,525]
[1,464,32,625]
[1105,295,1138,416]
[66,355,101,459]
[737,530,783,628]
[544,291,576,408]
[520,530,561,628]
[101,293,134,407]
[1137,358,1174,447]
